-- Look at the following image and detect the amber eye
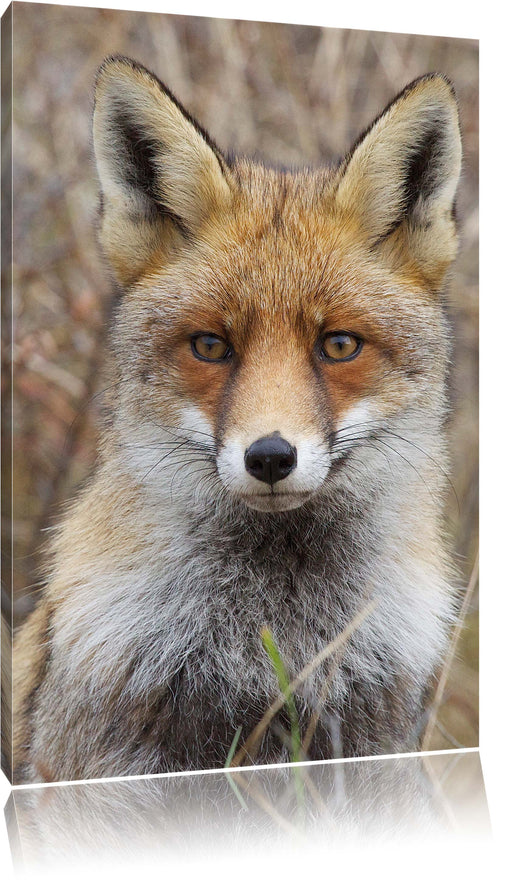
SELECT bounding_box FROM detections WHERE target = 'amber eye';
[191,333,231,362]
[320,331,362,362]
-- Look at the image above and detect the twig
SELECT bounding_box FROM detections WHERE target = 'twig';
[301,649,341,757]
[422,549,479,751]
[228,771,300,836]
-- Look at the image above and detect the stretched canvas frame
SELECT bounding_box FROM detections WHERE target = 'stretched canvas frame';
[1,1,478,787]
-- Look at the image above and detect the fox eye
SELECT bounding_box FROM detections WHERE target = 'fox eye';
[191,333,231,362]
[320,331,362,362]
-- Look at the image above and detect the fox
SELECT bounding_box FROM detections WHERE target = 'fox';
[11,56,462,784]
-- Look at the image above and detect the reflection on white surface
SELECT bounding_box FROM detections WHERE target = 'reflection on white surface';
[5,750,489,877]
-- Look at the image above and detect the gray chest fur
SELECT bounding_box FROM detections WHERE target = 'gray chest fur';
[32,492,449,780]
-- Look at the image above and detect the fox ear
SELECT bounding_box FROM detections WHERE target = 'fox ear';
[335,74,462,288]
[93,56,233,286]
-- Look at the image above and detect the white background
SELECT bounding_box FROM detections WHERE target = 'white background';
[1,0,509,878]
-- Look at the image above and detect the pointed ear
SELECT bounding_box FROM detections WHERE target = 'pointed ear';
[335,74,462,288]
[93,56,233,286]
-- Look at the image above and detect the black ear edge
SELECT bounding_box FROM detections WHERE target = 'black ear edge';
[95,55,232,177]
[341,73,460,244]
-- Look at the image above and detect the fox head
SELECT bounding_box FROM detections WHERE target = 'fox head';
[93,57,461,513]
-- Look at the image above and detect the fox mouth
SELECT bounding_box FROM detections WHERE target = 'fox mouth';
[238,490,313,512]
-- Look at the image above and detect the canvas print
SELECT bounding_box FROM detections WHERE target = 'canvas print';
[1,2,478,785]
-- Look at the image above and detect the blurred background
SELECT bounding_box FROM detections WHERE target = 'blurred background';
[2,2,478,751]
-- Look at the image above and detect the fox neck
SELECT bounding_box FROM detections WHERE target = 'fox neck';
[162,487,383,602]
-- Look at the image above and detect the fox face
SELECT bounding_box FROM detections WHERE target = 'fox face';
[94,58,461,514]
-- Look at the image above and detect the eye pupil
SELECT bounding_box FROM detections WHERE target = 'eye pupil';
[203,337,217,354]
[321,331,361,362]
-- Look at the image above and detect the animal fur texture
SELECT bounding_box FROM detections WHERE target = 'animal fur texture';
[12,57,462,784]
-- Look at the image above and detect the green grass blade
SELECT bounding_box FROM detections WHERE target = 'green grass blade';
[261,627,302,764]
[224,725,249,811]
[224,724,243,768]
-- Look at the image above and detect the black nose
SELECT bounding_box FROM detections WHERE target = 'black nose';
[244,434,297,486]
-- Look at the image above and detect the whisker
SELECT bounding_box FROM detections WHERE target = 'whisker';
[142,448,185,481]
[362,437,438,505]
[380,428,460,516]
[329,420,459,511]
[142,414,216,450]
